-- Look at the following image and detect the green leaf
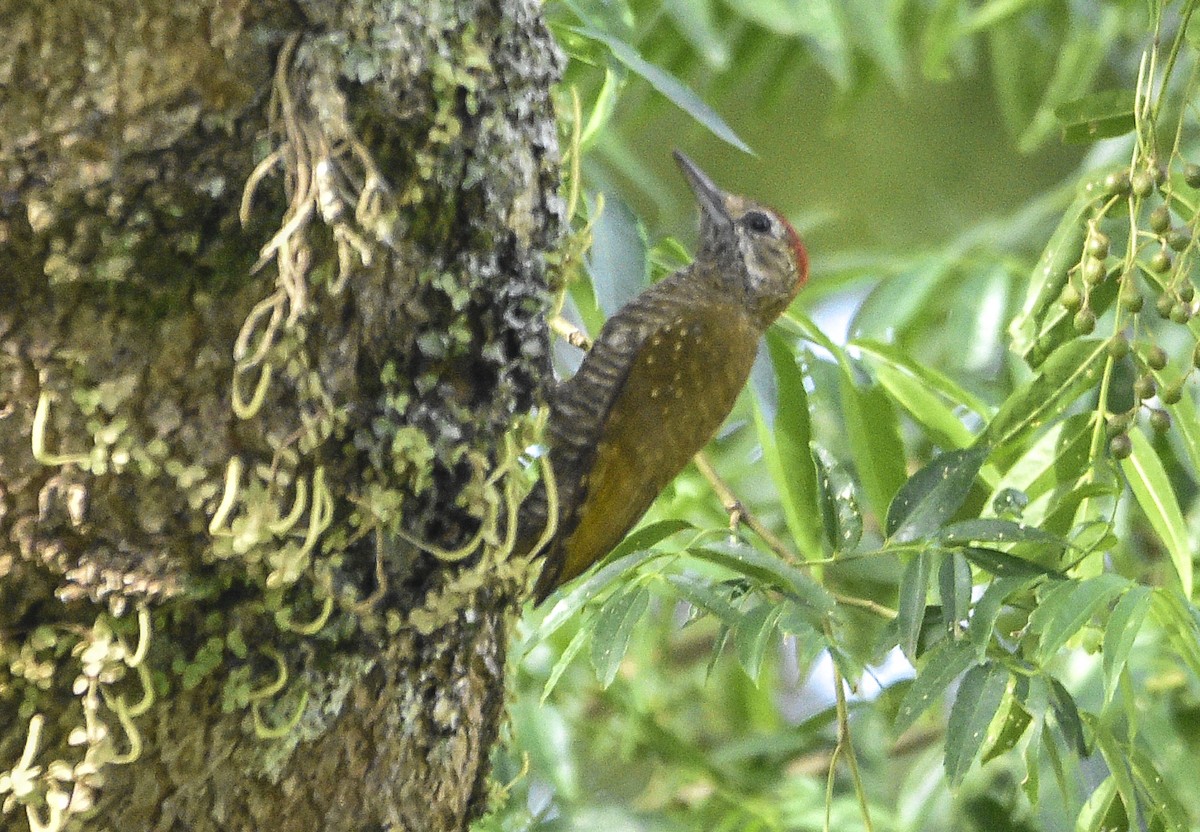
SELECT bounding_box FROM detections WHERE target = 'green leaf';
[1149,588,1200,682]
[753,331,824,555]
[842,374,908,524]
[537,548,666,641]
[1022,720,1043,806]
[667,573,742,627]
[850,257,956,341]
[586,193,648,318]
[578,67,623,147]
[1121,427,1194,596]
[574,26,752,153]
[662,0,729,67]
[1016,11,1124,152]
[853,337,990,418]
[1042,713,1074,806]
[688,541,836,619]
[723,0,850,84]
[965,0,1043,32]
[987,412,1093,511]
[781,312,908,522]
[897,551,933,662]
[1029,575,1127,664]
[886,446,989,543]
[1128,743,1190,832]
[707,623,733,681]
[1091,718,1141,829]
[1047,676,1088,756]
[815,448,863,552]
[939,518,1066,548]
[961,546,1057,579]
[983,338,1108,448]
[1102,585,1151,704]
[1054,89,1136,143]
[938,550,972,633]
[981,694,1032,764]
[791,623,828,679]
[1074,777,1125,832]
[608,519,694,562]
[541,626,590,703]
[842,0,906,85]
[968,576,1032,657]
[894,639,978,736]
[1008,184,1094,364]
[590,582,651,687]
[945,663,1010,784]
[871,361,976,448]
[735,602,784,681]
[554,0,634,37]
[921,0,966,81]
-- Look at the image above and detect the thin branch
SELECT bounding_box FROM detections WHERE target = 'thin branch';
[550,316,592,350]
[829,633,874,832]
[694,451,796,563]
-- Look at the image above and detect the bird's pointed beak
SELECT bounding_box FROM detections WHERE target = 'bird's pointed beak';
[673,151,730,226]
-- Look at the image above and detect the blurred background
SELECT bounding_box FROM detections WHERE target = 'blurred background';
[565,0,1091,257]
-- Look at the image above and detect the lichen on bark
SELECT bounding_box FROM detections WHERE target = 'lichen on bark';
[0,1,562,830]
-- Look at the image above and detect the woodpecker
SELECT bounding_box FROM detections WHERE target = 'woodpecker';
[528,151,809,602]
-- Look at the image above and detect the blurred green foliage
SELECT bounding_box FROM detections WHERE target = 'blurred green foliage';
[478,1,1200,830]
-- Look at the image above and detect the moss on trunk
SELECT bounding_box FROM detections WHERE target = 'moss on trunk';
[0,1,562,829]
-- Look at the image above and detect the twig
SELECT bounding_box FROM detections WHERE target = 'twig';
[550,316,592,350]
[787,725,943,777]
[694,451,795,562]
[829,629,874,832]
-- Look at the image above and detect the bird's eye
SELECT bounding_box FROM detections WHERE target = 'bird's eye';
[744,211,772,234]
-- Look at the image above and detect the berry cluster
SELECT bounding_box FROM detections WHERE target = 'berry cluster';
[1058,160,1200,459]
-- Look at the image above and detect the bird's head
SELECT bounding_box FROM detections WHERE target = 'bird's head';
[674,151,808,329]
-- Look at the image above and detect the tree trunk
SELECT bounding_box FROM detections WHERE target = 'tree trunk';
[0,1,561,830]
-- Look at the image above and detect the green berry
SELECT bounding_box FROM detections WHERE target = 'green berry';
[1150,249,1173,273]
[1132,170,1156,198]
[1179,282,1195,302]
[1105,170,1132,196]
[1150,409,1172,432]
[1167,229,1191,252]
[1185,163,1200,189]
[1109,433,1133,459]
[1192,341,1200,368]
[1150,205,1172,233]
[1060,283,1083,312]
[1120,285,1144,313]
[1073,309,1096,334]
[1152,163,1168,186]
[1171,303,1192,324]
[1157,292,1176,318]
[1147,345,1168,370]
[1086,232,1111,259]
[1083,257,1107,285]
[1107,411,1135,437]
[1107,334,1130,359]
[1134,374,1156,399]
[1162,381,1184,405]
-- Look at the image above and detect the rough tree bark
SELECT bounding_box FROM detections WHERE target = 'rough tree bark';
[0,1,562,830]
